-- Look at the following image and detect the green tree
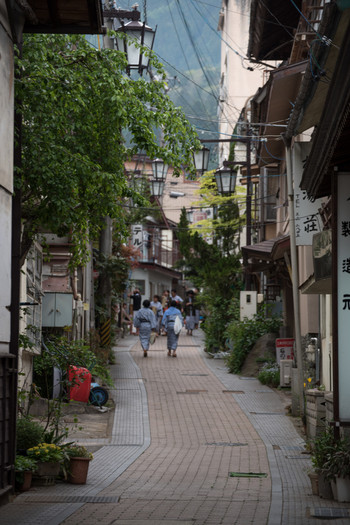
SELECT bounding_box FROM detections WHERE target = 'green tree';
[177,207,242,352]
[15,33,200,266]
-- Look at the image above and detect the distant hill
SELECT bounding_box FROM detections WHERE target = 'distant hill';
[147,0,221,145]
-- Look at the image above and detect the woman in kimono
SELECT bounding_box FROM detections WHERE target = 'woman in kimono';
[184,290,197,336]
[150,295,163,334]
[134,300,157,357]
[161,300,183,357]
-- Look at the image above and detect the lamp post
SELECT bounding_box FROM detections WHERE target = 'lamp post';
[193,146,210,175]
[115,16,156,76]
[214,165,237,195]
[150,157,168,198]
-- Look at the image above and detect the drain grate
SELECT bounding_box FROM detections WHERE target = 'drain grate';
[229,472,267,478]
[20,495,120,504]
[181,373,208,376]
[238,377,256,380]
[309,507,350,518]
[222,390,245,394]
[206,442,248,447]
[250,411,284,415]
[177,390,207,394]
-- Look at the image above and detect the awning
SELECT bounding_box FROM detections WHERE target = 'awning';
[252,62,306,166]
[139,262,181,280]
[300,274,332,295]
[248,0,301,61]
[242,235,290,264]
[300,12,350,198]
[21,0,104,35]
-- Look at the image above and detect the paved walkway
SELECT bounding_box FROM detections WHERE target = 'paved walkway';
[3,330,350,524]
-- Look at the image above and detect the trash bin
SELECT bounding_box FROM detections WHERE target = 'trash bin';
[68,366,92,403]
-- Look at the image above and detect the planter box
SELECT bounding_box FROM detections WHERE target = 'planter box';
[305,390,326,438]
[68,457,91,484]
[36,461,61,477]
[308,471,318,495]
[333,477,350,502]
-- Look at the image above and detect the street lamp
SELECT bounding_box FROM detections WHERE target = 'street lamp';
[115,18,156,76]
[214,165,237,195]
[193,146,210,174]
[150,179,165,197]
[152,158,168,182]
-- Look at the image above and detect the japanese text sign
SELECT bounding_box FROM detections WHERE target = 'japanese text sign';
[293,143,322,245]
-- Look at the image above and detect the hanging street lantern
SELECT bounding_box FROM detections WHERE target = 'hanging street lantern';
[115,18,156,76]
[150,179,165,197]
[152,158,168,181]
[193,146,210,175]
[215,165,237,195]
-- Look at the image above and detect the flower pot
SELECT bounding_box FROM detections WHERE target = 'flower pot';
[308,471,319,495]
[36,461,61,477]
[335,477,350,502]
[318,473,333,499]
[18,471,32,491]
[68,457,91,484]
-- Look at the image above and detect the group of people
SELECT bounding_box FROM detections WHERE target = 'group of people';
[125,288,200,358]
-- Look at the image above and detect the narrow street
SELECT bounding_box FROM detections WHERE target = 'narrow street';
[3,331,350,525]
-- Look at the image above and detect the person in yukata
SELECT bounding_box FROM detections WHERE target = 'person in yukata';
[150,295,163,334]
[161,300,183,357]
[134,300,157,357]
[184,290,197,336]
[170,289,183,309]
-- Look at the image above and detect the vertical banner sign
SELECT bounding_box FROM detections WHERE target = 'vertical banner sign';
[293,142,322,245]
[132,224,143,249]
[337,173,350,422]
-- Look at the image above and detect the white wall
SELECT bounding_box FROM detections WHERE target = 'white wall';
[130,267,174,303]
[0,4,14,353]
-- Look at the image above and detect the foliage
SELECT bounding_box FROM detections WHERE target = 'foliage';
[258,363,280,388]
[191,170,245,248]
[176,207,243,352]
[224,307,282,374]
[33,336,112,442]
[66,445,93,460]
[16,417,44,451]
[310,427,338,472]
[27,443,64,463]
[322,440,350,480]
[15,33,200,266]
[15,455,37,472]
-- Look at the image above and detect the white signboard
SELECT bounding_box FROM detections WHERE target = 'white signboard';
[293,142,322,245]
[337,173,350,421]
[132,224,143,249]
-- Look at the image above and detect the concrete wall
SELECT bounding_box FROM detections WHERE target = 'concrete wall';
[0,2,14,354]
[299,246,319,335]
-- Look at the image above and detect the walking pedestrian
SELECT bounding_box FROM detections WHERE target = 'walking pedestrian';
[134,300,157,357]
[161,300,183,357]
[150,295,163,334]
[184,290,197,336]
[170,289,183,308]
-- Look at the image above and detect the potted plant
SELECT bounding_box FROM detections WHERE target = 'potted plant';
[65,445,93,484]
[27,443,64,477]
[310,427,336,499]
[322,440,350,502]
[15,455,37,491]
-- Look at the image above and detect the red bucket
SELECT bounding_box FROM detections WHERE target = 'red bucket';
[68,366,92,403]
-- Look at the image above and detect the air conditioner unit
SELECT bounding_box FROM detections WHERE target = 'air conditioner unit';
[280,359,293,387]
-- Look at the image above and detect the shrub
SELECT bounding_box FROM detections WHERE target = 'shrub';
[16,417,44,452]
[224,307,282,374]
[258,363,280,388]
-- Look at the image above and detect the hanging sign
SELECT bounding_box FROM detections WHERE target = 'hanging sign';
[132,224,143,249]
[293,142,323,245]
[337,172,350,422]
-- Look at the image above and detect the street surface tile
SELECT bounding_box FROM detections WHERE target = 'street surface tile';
[2,330,350,524]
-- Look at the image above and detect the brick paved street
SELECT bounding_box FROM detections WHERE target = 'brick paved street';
[2,330,350,524]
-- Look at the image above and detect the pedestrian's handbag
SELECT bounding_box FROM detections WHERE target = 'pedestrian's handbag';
[150,332,157,345]
[174,315,182,335]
